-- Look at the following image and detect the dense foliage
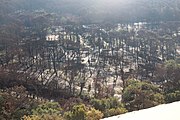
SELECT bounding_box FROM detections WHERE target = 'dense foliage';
[161,60,180,103]
[0,87,120,120]
[90,97,127,117]
[122,80,165,111]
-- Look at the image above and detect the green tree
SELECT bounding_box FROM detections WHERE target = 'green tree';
[64,104,87,120]
[122,79,164,111]
[23,101,64,120]
[90,97,127,117]
[163,60,180,103]
[64,104,103,120]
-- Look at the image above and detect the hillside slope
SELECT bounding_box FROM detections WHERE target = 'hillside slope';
[1,0,180,23]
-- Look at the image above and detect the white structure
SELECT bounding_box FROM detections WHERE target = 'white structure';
[102,101,180,120]
[46,35,59,41]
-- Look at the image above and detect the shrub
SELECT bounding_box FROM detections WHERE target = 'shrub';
[104,108,127,117]
[64,104,103,120]
[90,97,125,111]
[32,102,62,115]
[23,102,64,120]
[109,97,123,109]
[0,86,38,120]
[165,90,180,103]
[64,104,87,120]
[90,97,127,117]
[22,114,64,120]
[90,98,111,111]
[86,108,103,120]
